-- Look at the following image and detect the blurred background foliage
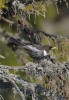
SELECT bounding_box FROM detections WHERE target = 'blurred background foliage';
[0,41,23,66]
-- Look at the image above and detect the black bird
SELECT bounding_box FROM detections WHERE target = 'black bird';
[4,34,56,60]
[23,44,53,60]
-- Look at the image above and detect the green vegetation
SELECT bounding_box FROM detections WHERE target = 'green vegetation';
[0,0,8,9]
[0,42,22,66]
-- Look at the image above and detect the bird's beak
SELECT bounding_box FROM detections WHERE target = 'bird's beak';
[51,47,57,50]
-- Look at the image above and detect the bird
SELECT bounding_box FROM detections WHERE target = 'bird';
[3,33,56,60]
[23,44,55,60]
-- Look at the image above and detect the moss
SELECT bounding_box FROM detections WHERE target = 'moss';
[0,21,18,34]
[0,0,8,9]
[41,36,50,46]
